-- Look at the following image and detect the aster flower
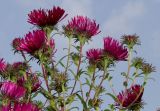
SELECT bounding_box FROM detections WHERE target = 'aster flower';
[0,81,26,100]
[28,6,67,28]
[13,102,40,111]
[103,37,128,61]
[17,30,46,55]
[116,84,144,110]
[63,16,100,42]
[86,48,103,65]
[0,58,7,72]
[52,73,68,93]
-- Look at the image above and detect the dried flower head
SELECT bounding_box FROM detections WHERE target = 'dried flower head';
[116,84,144,110]
[52,73,68,93]
[141,63,155,74]
[63,16,100,42]
[132,57,145,69]
[18,73,41,93]
[121,34,140,49]
[28,6,67,28]
[12,62,28,71]
[103,37,128,61]
[12,38,22,52]
[88,98,103,109]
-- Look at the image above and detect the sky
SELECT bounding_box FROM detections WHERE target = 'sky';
[0,0,160,111]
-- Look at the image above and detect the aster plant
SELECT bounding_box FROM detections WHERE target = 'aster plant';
[0,6,156,111]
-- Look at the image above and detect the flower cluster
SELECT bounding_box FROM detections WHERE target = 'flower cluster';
[86,37,128,67]
[0,5,156,111]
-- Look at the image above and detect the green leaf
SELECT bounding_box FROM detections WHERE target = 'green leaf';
[121,72,127,77]
[123,81,128,87]
[104,109,111,111]
[76,94,88,110]
[76,69,85,80]
[72,45,80,51]
[106,93,117,101]
[71,53,80,66]
[66,95,76,105]
[59,61,65,68]
[68,107,79,111]
[55,55,68,67]
[85,78,90,86]
[108,76,112,81]
[87,65,95,75]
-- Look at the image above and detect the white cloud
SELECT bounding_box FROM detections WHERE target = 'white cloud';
[15,0,50,8]
[103,1,145,37]
[60,0,92,18]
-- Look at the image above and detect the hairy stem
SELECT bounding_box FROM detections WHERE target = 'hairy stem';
[71,43,83,95]
[93,67,107,100]
[41,64,50,93]
[64,37,71,75]
[125,48,132,87]
[86,67,96,102]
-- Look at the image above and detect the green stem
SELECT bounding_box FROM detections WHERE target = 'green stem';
[125,48,132,87]
[131,68,139,87]
[41,64,50,93]
[62,83,66,111]
[86,66,96,102]
[64,37,71,75]
[93,66,107,100]
[70,43,83,95]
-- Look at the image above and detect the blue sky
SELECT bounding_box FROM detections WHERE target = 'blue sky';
[0,0,160,111]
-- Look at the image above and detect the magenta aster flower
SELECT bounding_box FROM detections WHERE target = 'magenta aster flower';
[13,102,40,111]
[17,30,46,55]
[1,81,26,100]
[103,37,128,61]
[28,6,67,27]
[116,84,144,110]
[86,49,103,65]
[0,58,7,72]
[64,16,100,39]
